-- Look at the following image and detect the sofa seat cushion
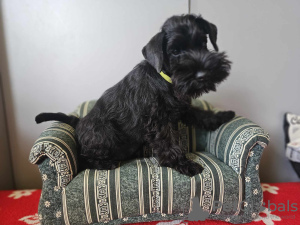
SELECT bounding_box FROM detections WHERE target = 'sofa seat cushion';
[62,152,241,224]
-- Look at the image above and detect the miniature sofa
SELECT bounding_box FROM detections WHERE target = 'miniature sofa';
[29,99,270,224]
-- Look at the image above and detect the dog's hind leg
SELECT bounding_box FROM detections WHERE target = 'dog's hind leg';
[147,123,203,177]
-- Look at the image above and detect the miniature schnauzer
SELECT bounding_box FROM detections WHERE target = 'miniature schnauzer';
[36,14,235,176]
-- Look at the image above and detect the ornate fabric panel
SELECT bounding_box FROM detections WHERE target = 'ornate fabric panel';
[59,153,246,224]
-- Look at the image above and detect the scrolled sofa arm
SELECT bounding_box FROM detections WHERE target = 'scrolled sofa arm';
[29,101,97,186]
[29,101,97,224]
[29,122,79,187]
[191,99,270,222]
[191,99,270,175]
[29,122,79,224]
[204,116,270,175]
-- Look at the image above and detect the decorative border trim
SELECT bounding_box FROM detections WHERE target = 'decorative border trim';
[115,166,122,219]
[97,170,111,222]
[94,170,100,223]
[215,117,244,158]
[228,127,270,174]
[62,187,70,225]
[84,169,92,224]
[200,153,224,215]
[137,160,145,215]
[187,154,214,213]
[167,167,173,214]
[34,136,77,173]
[144,157,162,213]
[30,142,73,188]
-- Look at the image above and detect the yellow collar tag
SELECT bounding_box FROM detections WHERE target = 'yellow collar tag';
[159,71,172,84]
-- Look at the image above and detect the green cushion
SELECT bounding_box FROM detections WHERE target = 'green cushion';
[63,152,242,224]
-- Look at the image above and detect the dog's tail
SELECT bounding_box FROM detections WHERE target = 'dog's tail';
[35,112,79,128]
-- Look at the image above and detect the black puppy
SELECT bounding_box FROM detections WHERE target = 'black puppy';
[36,14,234,176]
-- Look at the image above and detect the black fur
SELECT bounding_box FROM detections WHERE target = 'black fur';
[35,113,79,127]
[36,14,235,176]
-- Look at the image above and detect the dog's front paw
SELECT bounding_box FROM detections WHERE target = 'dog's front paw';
[204,110,235,131]
[216,110,235,124]
[176,161,204,177]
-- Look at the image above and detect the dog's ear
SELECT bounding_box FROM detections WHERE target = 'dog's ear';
[206,22,219,52]
[199,18,219,52]
[142,31,164,73]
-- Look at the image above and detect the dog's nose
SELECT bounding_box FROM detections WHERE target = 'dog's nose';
[196,71,205,78]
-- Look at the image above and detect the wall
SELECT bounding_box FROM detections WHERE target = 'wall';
[0,2,14,190]
[191,0,300,182]
[0,0,188,189]
[0,78,14,190]
[1,0,299,189]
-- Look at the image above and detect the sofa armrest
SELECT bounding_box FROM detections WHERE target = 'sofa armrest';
[191,99,270,175]
[29,122,78,188]
[29,100,97,187]
[203,115,270,175]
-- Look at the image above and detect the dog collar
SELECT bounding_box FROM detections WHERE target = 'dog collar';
[160,71,172,84]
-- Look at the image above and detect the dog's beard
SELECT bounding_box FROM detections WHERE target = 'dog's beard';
[172,72,217,98]
[170,51,231,98]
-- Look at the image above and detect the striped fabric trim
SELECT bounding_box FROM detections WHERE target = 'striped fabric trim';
[84,169,92,224]
[62,187,70,225]
[238,136,261,174]
[83,101,90,116]
[115,165,122,219]
[160,167,163,213]
[205,101,212,111]
[31,141,74,188]
[224,123,257,163]
[227,126,269,174]
[198,174,203,210]
[79,102,85,117]
[47,121,76,131]
[107,170,113,221]
[79,101,91,117]
[88,170,97,223]
[44,128,76,145]
[35,136,77,174]
[94,170,100,223]
[199,153,224,215]
[190,176,196,212]
[199,157,214,213]
[202,101,208,110]
[46,122,76,136]
[234,175,243,216]
[137,160,145,215]
[144,158,152,213]
[189,174,203,212]
[78,102,84,117]
[214,117,244,158]
[167,167,173,214]
[139,159,150,214]
[33,137,74,163]
[187,153,214,213]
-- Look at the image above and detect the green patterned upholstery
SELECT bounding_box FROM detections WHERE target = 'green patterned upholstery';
[29,99,269,224]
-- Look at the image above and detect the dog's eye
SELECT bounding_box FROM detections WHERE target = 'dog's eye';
[171,49,180,56]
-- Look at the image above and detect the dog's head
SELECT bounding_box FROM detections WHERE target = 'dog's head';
[142,14,231,98]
